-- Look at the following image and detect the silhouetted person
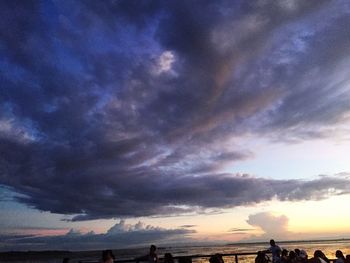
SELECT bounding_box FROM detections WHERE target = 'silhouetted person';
[216,254,224,263]
[102,249,115,263]
[281,249,289,263]
[299,250,308,263]
[312,250,329,263]
[164,253,174,263]
[136,245,159,263]
[267,239,281,263]
[255,251,270,263]
[178,256,192,263]
[319,251,329,263]
[289,251,297,263]
[209,254,224,263]
[335,250,345,263]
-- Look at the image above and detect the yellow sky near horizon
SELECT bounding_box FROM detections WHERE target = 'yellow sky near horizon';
[121,194,350,243]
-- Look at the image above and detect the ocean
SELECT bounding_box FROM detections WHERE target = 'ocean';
[1,239,349,263]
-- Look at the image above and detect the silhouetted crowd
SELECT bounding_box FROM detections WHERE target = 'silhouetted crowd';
[256,239,350,263]
[62,241,349,263]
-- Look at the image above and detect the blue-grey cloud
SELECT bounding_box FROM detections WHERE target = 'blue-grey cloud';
[1,0,350,220]
[0,220,195,251]
[6,172,350,221]
[0,234,35,242]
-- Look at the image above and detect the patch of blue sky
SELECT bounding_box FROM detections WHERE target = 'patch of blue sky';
[38,1,163,76]
[1,102,14,116]
[42,103,58,113]
[0,186,78,231]
[0,185,18,202]
[0,58,32,84]
[94,15,163,59]
[51,41,85,74]
[84,92,111,120]
[19,118,44,141]
[39,0,60,31]
[40,12,86,75]
[0,203,68,231]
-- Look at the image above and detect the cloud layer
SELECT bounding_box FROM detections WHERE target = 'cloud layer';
[1,0,350,220]
[0,220,195,251]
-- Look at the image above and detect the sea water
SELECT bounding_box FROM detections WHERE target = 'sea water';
[1,239,350,263]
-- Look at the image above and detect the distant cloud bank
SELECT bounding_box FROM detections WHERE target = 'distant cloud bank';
[0,220,195,251]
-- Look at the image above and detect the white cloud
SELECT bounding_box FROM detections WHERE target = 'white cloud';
[106,220,160,234]
[0,118,35,143]
[246,212,291,239]
[154,51,175,74]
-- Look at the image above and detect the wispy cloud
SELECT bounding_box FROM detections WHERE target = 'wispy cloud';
[180,225,197,228]
[228,228,255,233]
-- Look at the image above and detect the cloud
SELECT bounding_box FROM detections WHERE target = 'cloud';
[246,212,290,239]
[0,234,35,242]
[0,0,350,221]
[228,228,255,233]
[154,51,176,75]
[180,225,197,228]
[0,220,195,251]
[6,173,350,221]
[245,210,350,241]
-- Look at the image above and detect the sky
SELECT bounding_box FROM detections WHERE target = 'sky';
[1,0,350,251]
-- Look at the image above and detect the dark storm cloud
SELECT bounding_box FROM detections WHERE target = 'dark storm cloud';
[0,220,195,251]
[10,172,350,221]
[1,0,350,220]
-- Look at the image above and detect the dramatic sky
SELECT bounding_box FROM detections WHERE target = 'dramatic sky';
[1,0,350,251]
